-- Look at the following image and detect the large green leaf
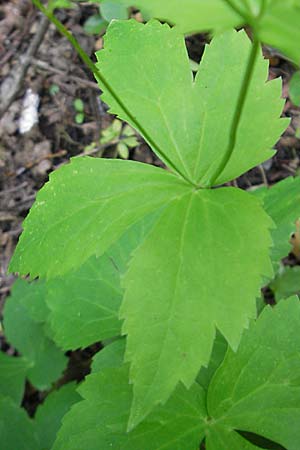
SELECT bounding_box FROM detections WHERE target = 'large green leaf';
[96,20,287,186]
[52,365,206,450]
[206,296,300,450]
[121,188,273,429]
[35,383,81,450]
[111,0,300,64]
[9,158,188,278]
[0,395,39,450]
[0,353,30,404]
[46,215,157,350]
[3,279,67,390]
[256,176,300,266]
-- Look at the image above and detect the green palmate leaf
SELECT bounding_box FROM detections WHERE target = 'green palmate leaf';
[270,266,300,302]
[205,296,300,450]
[256,176,300,266]
[46,215,156,350]
[52,364,206,450]
[35,383,81,450]
[0,395,39,450]
[121,188,273,429]
[3,279,67,390]
[96,20,287,186]
[111,0,300,64]
[9,157,188,278]
[0,353,30,404]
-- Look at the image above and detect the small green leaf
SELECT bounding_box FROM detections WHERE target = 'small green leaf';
[49,84,60,96]
[83,14,107,35]
[0,395,39,450]
[270,266,300,302]
[35,383,81,450]
[91,339,126,373]
[122,124,135,136]
[117,141,129,159]
[289,71,300,106]
[100,1,129,22]
[122,136,138,147]
[256,176,300,268]
[75,112,84,124]
[0,353,30,404]
[73,98,84,112]
[3,280,67,390]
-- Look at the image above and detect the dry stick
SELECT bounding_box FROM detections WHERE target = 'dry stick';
[0,14,49,118]
[32,58,100,91]
[31,0,195,186]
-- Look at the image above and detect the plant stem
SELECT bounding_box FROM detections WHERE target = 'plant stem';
[209,36,260,186]
[31,0,194,186]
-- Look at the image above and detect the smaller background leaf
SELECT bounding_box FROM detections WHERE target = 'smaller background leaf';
[3,279,67,390]
[91,338,126,373]
[100,0,128,22]
[0,395,39,450]
[0,353,30,404]
[83,14,107,35]
[289,71,300,107]
[270,266,300,302]
[35,382,81,450]
[255,177,300,269]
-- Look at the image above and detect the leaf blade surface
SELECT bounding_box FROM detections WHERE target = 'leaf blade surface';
[10,157,188,278]
[121,187,273,428]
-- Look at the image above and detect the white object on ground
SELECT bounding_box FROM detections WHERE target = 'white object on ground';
[19,88,39,134]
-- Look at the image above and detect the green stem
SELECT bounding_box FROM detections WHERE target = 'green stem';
[31,0,194,186]
[209,37,260,186]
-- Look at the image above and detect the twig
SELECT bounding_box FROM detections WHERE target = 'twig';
[32,58,100,91]
[258,164,269,186]
[0,182,28,196]
[0,15,49,118]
